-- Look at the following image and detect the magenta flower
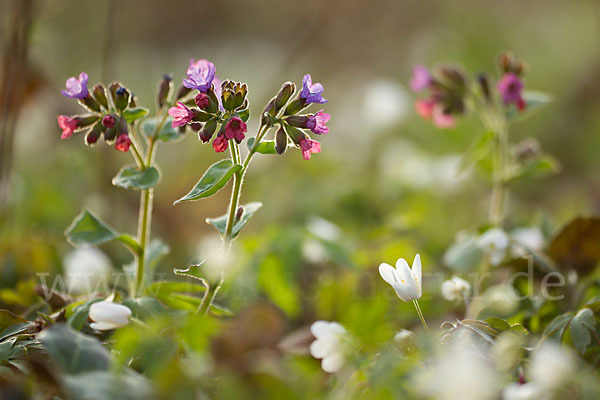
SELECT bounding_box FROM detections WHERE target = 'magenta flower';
[57,115,78,139]
[306,111,330,135]
[415,98,435,119]
[300,74,327,104]
[498,73,525,111]
[414,99,455,129]
[410,66,431,91]
[183,59,216,92]
[195,92,210,109]
[224,117,247,141]
[102,115,116,128]
[61,72,89,99]
[300,138,321,160]
[212,135,228,153]
[115,134,131,152]
[168,102,194,128]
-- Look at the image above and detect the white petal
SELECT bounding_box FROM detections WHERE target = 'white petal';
[310,321,331,339]
[89,302,131,327]
[310,338,337,359]
[392,283,412,302]
[378,263,397,286]
[90,321,119,331]
[441,280,458,301]
[321,353,344,373]
[412,254,422,284]
[394,260,421,300]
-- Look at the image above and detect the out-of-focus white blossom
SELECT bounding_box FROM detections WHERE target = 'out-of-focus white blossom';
[379,254,422,302]
[362,79,410,129]
[195,235,237,282]
[483,284,519,315]
[89,301,131,331]
[502,383,542,400]
[394,329,413,344]
[441,276,471,302]
[63,247,113,294]
[306,216,341,242]
[309,321,348,373]
[529,341,575,391]
[477,228,509,266]
[302,239,328,264]
[510,227,544,258]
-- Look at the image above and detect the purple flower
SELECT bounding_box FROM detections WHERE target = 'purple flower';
[300,74,327,104]
[497,73,525,111]
[410,65,431,92]
[306,111,330,135]
[183,59,216,92]
[61,72,89,99]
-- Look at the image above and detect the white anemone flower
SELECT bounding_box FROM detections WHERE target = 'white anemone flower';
[502,383,542,400]
[63,247,112,294]
[529,341,575,391]
[510,227,544,258]
[477,228,509,266]
[378,254,422,302]
[309,321,347,373]
[89,301,132,331]
[441,276,471,302]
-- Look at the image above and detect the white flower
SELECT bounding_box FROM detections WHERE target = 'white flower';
[477,228,509,266]
[309,321,347,373]
[418,332,500,400]
[502,383,542,400]
[63,247,112,294]
[378,254,422,302]
[441,276,471,302]
[89,301,132,331]
[483,284,519,315]
[529,341,575,391]
[510,227,544,258]
[394,329,413,343]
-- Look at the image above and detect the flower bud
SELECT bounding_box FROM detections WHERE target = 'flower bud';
[274,82,295,111]
[102,115,116,128]
[192,109,212,122]
[92,84,109,109]
[85,122,103,146]
[89,302,131,331]
[284,98,308,116]
[176,85,191,100]
[476,73,491,101]
[222,88,236,111]
[235,206,244,221]
[514,138,540,161]
[195,92,210,109]
[233,83,248,109]
[206,88,220,114]
[157,74,172,109]
[275,126,287,155]
[199,118,217,143]
[283,124,308,146]
[190,122,203,131]
[104,125,117,143]
[128,93,137,108]
[115,133,131,152]
[109,82,130,111]
[262,97,276,117]
[285,115,309,128]
[75,115,100,129]
[79,96,102,113]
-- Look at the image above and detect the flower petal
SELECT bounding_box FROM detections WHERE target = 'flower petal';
[321,353,344,373]
[378,263,397,286]
[412,253,422,284]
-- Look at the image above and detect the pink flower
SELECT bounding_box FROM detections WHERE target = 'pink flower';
[102,115,116,128]
[195,92,210,109]
[115,134,131,152]
[224,117,247,141]
[432,107,455,129]
[300,138,321,160]
[306,111,330,135]
[212,135,228,152]
[410,65,431,92]
[168,102,194,128]
[57,115,78,139]
[415,99,435,119]
[497,73,525,111]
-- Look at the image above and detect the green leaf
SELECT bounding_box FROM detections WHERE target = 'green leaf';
[173,160,242,204]
[0,322,29,342]
[141,116,185,143]
[67,298,104,330]
[542,313,574,342]
[65,210,118,246]
[121,297,164,320]
[238,108,250,122]
[459,130,495,172]
[63,370,153,400]
[206,201,263,238]
[510,154,560,181]
[570,308,596,354]
[145,239,170,271]
[112,165,160,190]
[548,217,600,276]
[38,324,110,374]
[0,310,27,333]
[173,264,207,284]
[146,280,206,309]
[506,91,552,122]
[247,138,277,154]
[122,107,149,124]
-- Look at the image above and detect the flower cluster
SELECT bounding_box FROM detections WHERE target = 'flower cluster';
[168,60,331,160]
[57,73,139,152]
[497,53,527,111]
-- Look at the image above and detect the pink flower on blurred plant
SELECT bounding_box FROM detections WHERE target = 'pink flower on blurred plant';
[102,115,116,128]
[414,99,455,129]
[410,65,431,91]
[306,111,330,135]
[61,72,89,99]
[300,138,321,160]
[224,117,247,141]
[183,59,216,92]
[497,73,525,111]
[415,99,435,119]
[115,134,131,152]
[195,92,210,109]
[57,115,78,139]
[168,102,194,128]
[300,74,327,104]
[212,135,228,152]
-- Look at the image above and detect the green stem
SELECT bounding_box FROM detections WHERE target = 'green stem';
[135,187,152,295]
[198,277,222,316]
[129,137,145,168]
[412,299,429,331]
[484,111,509,227]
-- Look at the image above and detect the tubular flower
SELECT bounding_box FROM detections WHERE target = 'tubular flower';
[498,73,525,111]
[183,59,216,92]
[168,102,194,128]
[224,117,247,141]
[61,72,89,99]
[306,111,330,135]
[299,138,321,160]
[57,116,78,139]
[300,74,327,104]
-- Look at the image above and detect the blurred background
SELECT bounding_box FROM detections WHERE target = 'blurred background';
[0,0,599,395]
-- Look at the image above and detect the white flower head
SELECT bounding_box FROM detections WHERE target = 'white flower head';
[89,301,132,331]
[477,228,509,266]
[309,321,347,373]
[394,329,414,344]
[441,276,471,302]
[379,254,422,302]
[502,383,542,400]
[529,341,575,391]
[63,247,113,294]
[510,227,544,258]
